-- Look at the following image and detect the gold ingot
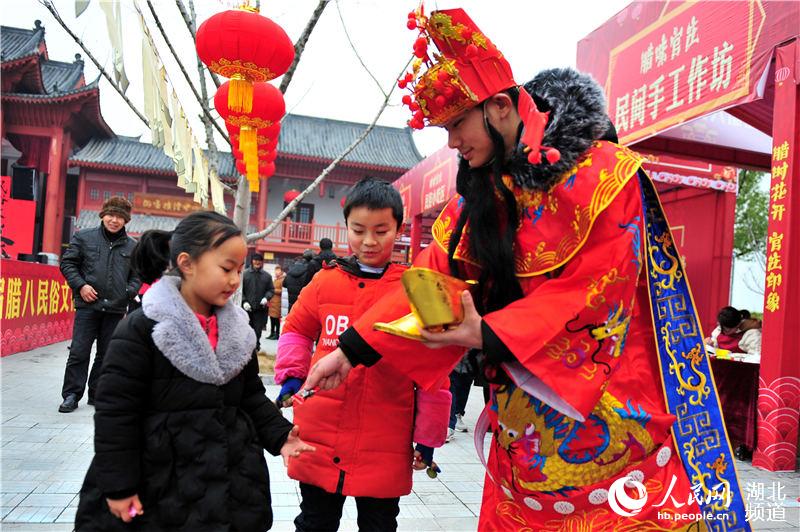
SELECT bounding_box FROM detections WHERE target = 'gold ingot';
[374,312,424,341]
[373,268,476,341]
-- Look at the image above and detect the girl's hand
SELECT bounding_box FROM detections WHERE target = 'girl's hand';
[106,494,143,522]
[420,291,483,350]
[280,425,316,467]
[305,349,353,391]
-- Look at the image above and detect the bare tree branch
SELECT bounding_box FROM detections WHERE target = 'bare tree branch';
[40,0,149,126]
[335,0,385,96]
[247,57,413,243]
[145,0,230,145]
[175,0,222,88]
[279,0,330,94]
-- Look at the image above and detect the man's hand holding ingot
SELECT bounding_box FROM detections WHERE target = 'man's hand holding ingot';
[419,291,483,349]
[304,348,353,391]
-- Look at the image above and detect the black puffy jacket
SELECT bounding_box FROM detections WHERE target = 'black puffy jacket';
[75,278,293,531]
[60,225,140,314]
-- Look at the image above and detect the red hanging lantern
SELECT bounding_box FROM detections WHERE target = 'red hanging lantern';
[196,8,294,113]
[340,195,347,208]
[216,81,284,190]
[284,189,301,203]
[260,162,276,178]
[261,150,277,164]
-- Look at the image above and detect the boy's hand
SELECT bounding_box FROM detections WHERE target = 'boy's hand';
[305,349,352,391]
[413,443,441,477]
[276,377,303,407]
[106,494,143,522]
[280,425,316,466]
[420,291,483,349]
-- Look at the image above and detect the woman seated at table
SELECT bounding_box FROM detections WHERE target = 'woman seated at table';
[704,306,762,355]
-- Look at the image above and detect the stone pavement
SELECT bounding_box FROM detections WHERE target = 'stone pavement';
[2,338,798,531]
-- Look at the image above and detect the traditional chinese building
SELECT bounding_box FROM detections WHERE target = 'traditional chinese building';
[1,20,114,257]
[69,113,421,263]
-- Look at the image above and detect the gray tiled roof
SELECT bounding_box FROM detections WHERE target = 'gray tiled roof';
[41,58,84,93]
[77,210,256,235]
[70,115,422,174]
[70,136,238,177]
[279,114,422,169]
[0,21,44,62]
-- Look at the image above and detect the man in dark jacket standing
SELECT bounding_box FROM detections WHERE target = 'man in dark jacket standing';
[283,249,314,312]
[308,237,338,277]
[242,253,274,353]
[59,197,140,413]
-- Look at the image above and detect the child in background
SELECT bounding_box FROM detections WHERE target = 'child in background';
[75,211,314,532]
[274,178,451,532]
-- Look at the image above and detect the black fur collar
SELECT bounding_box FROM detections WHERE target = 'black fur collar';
[507,68,614,191]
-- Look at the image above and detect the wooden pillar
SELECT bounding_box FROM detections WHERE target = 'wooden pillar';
[41,129,65,254]
[753,40,800,473]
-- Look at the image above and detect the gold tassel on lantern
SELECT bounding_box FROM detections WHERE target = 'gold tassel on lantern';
[245,153,259,192]
[228,73,253,113]
[239,125,257,154]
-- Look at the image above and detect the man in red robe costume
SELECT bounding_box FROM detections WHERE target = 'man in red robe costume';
[306,7,749,531]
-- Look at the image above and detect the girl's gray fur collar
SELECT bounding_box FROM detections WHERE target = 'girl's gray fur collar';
[142,276,255,385]
[508,68,614,191]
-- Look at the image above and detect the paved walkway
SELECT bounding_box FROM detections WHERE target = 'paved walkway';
[1,338,798,531]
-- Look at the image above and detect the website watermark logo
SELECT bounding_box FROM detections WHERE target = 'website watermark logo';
[608,476,649,517]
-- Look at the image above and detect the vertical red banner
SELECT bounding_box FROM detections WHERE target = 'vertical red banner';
[753,41,800,472]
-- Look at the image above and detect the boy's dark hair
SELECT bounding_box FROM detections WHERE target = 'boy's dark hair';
[343,177,403,229]
[717,306,743,329]
[319,237,333,251]
[133,211,242,279]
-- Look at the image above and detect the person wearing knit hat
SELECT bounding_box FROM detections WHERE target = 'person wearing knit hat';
[58,196,140,413]
[98,196,132,223]
[303,6,748,530]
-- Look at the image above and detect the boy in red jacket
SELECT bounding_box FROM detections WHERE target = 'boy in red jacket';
[274,177,451,531]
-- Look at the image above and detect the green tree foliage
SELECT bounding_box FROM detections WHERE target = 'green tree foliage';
[733,169,769,261]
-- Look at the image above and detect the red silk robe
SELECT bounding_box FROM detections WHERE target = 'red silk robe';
[350,142,702,529]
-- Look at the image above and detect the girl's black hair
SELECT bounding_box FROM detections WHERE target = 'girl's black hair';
[717,306,743,329]
[132,211,242,280]
[448,90,525,314]
[343,177,404,229]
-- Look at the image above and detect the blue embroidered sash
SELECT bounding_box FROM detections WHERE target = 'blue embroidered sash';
[639,170,750,531]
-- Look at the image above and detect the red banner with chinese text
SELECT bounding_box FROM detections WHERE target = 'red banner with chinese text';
[754,41,799,473]
[392,146,458,220]
[1,259,75,356]
[577,1,800,145]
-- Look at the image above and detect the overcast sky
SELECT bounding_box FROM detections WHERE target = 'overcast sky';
[2,0,631,155]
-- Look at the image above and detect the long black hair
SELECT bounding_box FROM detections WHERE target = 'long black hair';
[132,211,242,282]
[447,91,525,314]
